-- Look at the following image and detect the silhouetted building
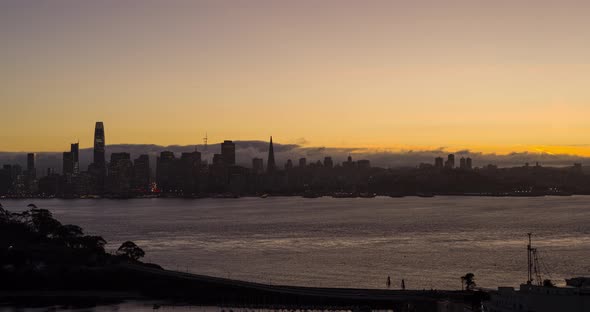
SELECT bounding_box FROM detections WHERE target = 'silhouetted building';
[180,151,201,195]
[299,158,307,167]
[459,157,466,169]
[133,154,150,192]
[267,136,276,173]
[466,157,473,170]
[212,154,224,165]
[221,140,236,165]
[357,160,371,169]
[93,122,106,166]
[252,158,264,174]
[343,155,355,168]
[0,165,13,195]
[62,152,74,176]
[88,122,107,194]
[156,151,178,193]
[445,154,455,169]
[323,157,333,168]
[108,152,133,195]
[71,143,79,174]
[27,153,36,179]
[285,159,293,169]
[435,157,444,169]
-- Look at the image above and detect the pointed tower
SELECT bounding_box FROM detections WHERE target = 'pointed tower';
[93,122,106,167]
[267,136,276,173]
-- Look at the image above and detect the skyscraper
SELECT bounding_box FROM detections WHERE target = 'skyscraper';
[323,156,333,168]
[27,153,36,178]
[466,157,473,170]
[133,154,151,191]
[299,158,307,167]
[445,154,455,168]
[267,136,276,173]
[93,122,106,166]
[434,157,444,169]
[221,140,236,165]
[62,152,74,175]
[71,142,79,174]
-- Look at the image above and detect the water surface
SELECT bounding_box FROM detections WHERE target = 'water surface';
[4,196,589,290]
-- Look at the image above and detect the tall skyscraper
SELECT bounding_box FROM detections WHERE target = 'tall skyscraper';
[93,122,106,166]
[70,143,79,174]
[62,152,74,175]
[466,157,473,170]
[27,153,36,178]
[221,140,236,165]
[267,136,276,173]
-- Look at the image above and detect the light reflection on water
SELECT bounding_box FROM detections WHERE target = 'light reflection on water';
[3,196,590,290]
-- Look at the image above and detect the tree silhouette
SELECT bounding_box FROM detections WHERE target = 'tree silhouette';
[30,208,62,238]
[461,273,476,291]
[117,241,145,261]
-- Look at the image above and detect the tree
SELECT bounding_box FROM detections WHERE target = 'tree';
[116,241,145,261]
[30,208,62,237]
[461,273,476,291]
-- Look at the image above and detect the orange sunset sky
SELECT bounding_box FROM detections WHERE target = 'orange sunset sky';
[1,1,590,155]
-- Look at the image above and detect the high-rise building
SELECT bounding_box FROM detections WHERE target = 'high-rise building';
[27,153,36,178]
[70,143,80,174]
[445,154,455,168]
[133,154,151,191]
[267,136,276,173]
[435,157,444,168]
[252,158,264,174]
[466,157,473,170]
[180,151,202,195]
[323,156,333,168]
[62,152,74,175]
[93,122,106,166]
[285,159,293,169]
[299,158,307,167]
[459,157,466,169]
[221,140,236,165]
[156,151,178,193]
[107,152,133,194]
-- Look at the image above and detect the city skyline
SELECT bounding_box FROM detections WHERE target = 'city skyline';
[3,1,590,155]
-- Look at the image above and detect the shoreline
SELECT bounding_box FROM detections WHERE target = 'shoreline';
[1,193,588,200]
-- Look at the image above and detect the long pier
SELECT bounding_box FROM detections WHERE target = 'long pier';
[113,264,486,311]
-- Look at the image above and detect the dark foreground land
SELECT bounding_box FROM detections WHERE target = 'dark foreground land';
[0,206,486,311]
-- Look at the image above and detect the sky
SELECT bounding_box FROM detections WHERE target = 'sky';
[2,1,590,155]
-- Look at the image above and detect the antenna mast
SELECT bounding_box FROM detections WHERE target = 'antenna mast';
[527,233,544,286]
[526,233,533,285]
[203,132,208,151]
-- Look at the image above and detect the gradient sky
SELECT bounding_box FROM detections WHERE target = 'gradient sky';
[2,1,590,155]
